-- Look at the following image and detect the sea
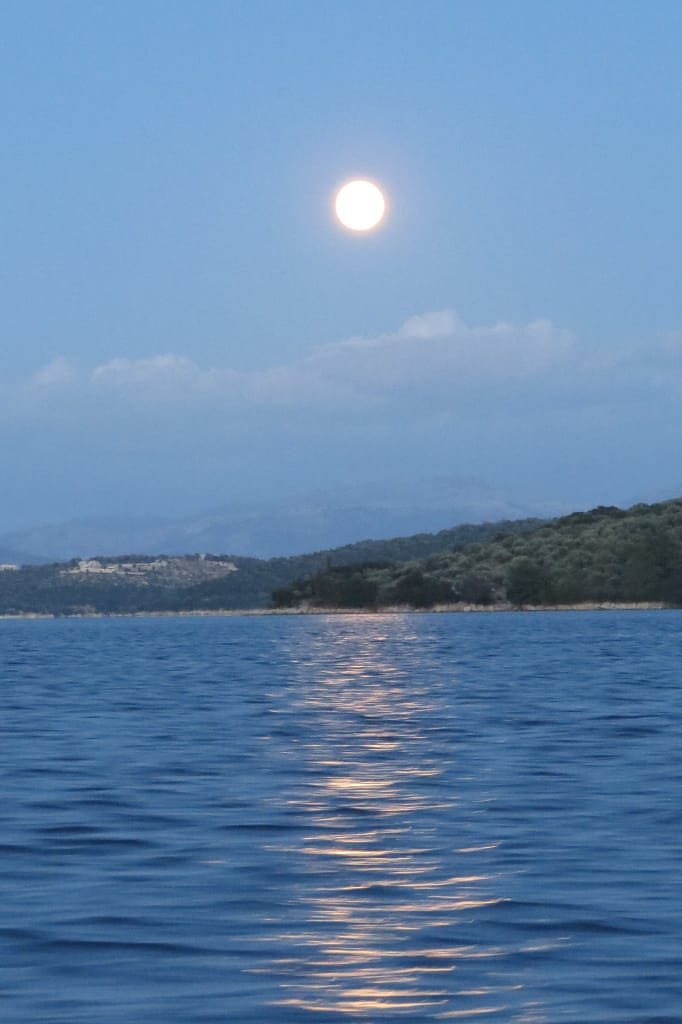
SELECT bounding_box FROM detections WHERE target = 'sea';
[1,610,681,1023]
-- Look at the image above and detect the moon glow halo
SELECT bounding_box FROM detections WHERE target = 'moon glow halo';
[335,179,386,232]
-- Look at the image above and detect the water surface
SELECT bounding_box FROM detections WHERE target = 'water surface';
[1,611,681,1022]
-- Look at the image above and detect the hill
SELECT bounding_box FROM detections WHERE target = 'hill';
[0,516,543,616]
[0,546,49,567]
[273,500,682,610]
[13,499,682,616]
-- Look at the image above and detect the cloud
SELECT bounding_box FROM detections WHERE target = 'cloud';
[398,310,460,338]
[21,309,680,425]
[90,354,202,398]
[11,310,682,523]
[42,310,571,411]
[29,357,78,390]
[303,312,574,398]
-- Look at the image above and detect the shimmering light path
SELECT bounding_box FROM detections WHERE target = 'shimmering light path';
[257,624,513,1019]
[1,612,681,1022]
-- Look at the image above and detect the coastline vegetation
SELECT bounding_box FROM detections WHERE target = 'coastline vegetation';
[272,500,682,611]
[0,517,541,616]
[2,501,682,615]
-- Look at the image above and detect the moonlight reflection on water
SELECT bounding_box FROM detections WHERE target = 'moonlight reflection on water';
[256,620,541,1020]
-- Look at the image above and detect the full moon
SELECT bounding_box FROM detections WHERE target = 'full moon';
[335,179,386,231]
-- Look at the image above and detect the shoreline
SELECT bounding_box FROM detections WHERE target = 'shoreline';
[0,601,672,620]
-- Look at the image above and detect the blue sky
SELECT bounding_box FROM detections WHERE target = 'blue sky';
[1,1,681,530]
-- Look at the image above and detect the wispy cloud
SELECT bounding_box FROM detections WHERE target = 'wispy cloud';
[20,310,682,448]
[25,310,577,414]
[11,310,682,521]
[29,356,78,390]
[91,354,200,390]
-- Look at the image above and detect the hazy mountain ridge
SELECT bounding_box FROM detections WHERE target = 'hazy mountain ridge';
[0,546,51,567]
[0,477,562,562]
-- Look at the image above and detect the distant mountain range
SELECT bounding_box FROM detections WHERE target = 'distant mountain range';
[0,546,51,567]
[0,476,565,564]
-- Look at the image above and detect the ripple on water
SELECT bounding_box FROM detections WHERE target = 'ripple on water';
[1,611,681,1022]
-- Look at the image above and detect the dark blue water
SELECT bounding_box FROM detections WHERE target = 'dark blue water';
[1,611,681,1023]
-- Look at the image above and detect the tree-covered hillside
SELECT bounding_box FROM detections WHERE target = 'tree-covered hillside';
[0,516,543,615]
[8,502,682,615]
[273,500,682,609]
